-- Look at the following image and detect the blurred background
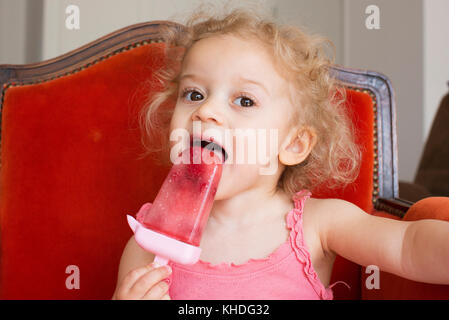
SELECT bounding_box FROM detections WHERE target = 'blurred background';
[0,0,448,200]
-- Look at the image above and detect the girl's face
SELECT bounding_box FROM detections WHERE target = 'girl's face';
[169,34,297,200]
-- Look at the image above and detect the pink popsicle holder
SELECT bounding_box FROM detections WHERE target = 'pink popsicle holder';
[127,215,202,266]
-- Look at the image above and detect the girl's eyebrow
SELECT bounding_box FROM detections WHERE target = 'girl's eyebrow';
[179,73,270,95]
[179,73,200,81]
[237,76,269,95]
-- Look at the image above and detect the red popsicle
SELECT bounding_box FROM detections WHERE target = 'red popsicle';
[142,145,223,246]
[127,141,224,266]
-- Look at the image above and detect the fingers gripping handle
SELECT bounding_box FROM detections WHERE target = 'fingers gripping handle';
[153,255,169,267]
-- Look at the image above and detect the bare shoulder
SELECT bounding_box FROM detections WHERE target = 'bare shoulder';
[305,196,356,212]
[302,197,353,227]
[115,236,155,286]
[302,197,361,255]
[304,197,363,225]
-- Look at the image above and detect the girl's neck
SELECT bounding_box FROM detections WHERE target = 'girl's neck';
[209,186,292,229]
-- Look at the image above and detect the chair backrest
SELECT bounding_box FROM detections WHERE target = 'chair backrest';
[0,21,399,299]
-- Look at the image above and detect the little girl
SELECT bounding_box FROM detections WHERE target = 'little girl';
[112,5,449,300]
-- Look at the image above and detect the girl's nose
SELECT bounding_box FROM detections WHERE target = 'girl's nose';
[191,101,224,125]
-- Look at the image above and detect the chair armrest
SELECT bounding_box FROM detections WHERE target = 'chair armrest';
[375,197,413,218]
[375,196,449,221]
[402,196,449,222]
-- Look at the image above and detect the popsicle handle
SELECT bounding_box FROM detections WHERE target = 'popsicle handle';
[153,255,169,267]
[127,215,202,265]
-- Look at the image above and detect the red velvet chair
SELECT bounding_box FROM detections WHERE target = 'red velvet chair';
[0,21,448,300]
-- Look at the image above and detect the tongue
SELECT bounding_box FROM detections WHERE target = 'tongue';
[189,144,224,165]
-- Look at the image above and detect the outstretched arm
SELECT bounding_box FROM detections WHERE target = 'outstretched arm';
[316,199,449,284]
[401,219,449,283]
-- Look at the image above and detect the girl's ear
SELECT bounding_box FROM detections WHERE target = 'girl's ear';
[279,126,317,166]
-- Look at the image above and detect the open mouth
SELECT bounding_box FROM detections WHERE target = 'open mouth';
[190,136,228,163]
[201,140,228,163]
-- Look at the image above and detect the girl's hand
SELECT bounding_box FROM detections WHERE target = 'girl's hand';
[113,263,172,300]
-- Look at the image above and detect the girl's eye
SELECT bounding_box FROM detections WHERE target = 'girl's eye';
[182,89,204,102]
[234,96,255,107]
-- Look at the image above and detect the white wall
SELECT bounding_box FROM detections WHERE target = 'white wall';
[423,0,449,140]
[342,0,424,182]
[42,0,190,61]
[0,0,27,64]
[0,0,43,64]
[273,0,344,64]
[41,0,275,61]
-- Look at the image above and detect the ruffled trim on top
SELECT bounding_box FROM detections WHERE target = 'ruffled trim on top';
[134,202,291,275]
[193,240,291,274]
[287,189,334,300]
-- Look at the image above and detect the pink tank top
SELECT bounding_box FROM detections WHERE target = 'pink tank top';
[136,190,341,299]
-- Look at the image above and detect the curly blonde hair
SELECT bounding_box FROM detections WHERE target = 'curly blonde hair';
[139,3,361,197]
